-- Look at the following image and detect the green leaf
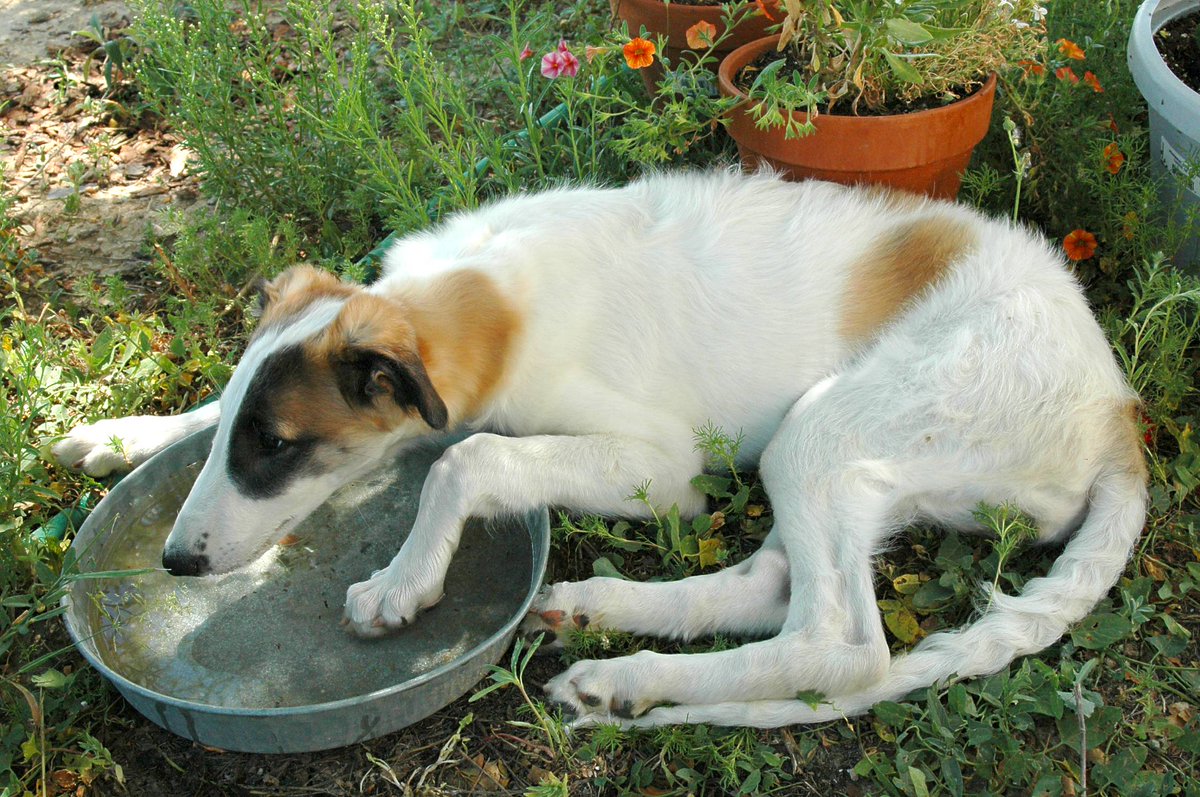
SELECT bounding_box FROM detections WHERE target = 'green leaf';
[1161,612,1192,638]
[795,689,826,708]
[592,556,628,580]
[883,51,924,84]
[940,757,964,797]
[946,683,975,717]
[908,766,930,797]
[691,474,731,498]
[911,579,954,609]
[873,701,910,726]
[886,18,934,45]
[1071,612,1132,649]
[30,669,69,689]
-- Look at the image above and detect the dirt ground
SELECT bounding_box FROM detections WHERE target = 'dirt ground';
[1,0,207,279]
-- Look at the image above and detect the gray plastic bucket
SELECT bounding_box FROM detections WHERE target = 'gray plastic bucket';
[1128,0,1200,268]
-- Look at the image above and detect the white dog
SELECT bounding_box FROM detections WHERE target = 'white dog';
[55,171,1146,728]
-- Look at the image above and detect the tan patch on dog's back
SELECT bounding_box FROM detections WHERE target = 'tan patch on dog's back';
[840,216,975,345]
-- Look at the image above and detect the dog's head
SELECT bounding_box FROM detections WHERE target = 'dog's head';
[161,266,449,576]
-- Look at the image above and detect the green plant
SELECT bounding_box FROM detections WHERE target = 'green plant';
[745,0,1047,134]
[471,634,571,756]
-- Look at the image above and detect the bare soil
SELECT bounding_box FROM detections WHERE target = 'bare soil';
[1155,9,1200,93]
[1,0,207,279]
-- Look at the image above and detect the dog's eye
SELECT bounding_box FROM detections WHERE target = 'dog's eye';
[261,433,287,451]
[254,423,290,453]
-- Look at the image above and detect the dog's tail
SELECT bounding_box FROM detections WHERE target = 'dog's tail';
[639,433,1148,729]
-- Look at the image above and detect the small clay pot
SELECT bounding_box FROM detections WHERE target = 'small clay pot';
[717,35,998,200]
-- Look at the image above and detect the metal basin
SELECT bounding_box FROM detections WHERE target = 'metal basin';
[63,426,549,753]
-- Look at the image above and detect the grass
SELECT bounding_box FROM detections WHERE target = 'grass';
[1,0,1198,794]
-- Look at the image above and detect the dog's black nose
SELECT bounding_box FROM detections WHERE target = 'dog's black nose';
[162,549,210,577]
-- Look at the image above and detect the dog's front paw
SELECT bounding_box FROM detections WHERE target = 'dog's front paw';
[52,417,159,476]
[543,652,662,721]
[342,568,444,638]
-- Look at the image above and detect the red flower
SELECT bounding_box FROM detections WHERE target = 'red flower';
[1063,229,1098,261]
[519,42,534,61]
[1083,70,1103,92]
[1103,142,1125,175]
[1055,66,1079,84]
[1056,38,1086,60]
[755,0,777,22]
[623,37,656,70]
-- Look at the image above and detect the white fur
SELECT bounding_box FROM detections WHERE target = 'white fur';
[55,171,1146,727]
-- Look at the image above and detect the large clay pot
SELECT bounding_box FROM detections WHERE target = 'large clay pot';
[717,35,997,200]
[613,0,778,92]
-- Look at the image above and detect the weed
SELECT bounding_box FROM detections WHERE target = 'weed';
[471,634,571,757]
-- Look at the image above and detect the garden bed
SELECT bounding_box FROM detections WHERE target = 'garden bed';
[2,0,1198,795]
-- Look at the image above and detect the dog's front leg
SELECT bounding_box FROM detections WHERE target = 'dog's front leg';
[342,431,703,636]
[53,401,221,476]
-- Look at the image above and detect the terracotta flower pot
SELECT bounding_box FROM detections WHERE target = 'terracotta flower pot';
[717,35,998,200]
[612,0,778,92]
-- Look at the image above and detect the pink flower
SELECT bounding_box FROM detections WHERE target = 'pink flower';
[519,42,534,61]
[541,42,579,78]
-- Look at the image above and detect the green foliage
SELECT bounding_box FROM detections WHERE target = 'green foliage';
[760,0,1045,116]
[471,634,571,756]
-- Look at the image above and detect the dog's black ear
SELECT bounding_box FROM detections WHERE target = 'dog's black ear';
[332,348,449,430]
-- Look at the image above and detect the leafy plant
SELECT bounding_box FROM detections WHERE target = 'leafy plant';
[748,0,1047,126]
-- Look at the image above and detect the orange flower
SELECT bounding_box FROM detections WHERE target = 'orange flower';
[1083,70,1103,92]
[755,0,777,22]
[1103,142,1125,174]
[1056,38,1086,60]
[1017,59,1046,78]
[1055,66,1079,83]
[1063,229,1098,261]
[686,20,718,49]
[623,37,656,70]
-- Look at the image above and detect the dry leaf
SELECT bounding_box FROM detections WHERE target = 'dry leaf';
[1168,701,1195,728]
[450,754,509,791]
[169,145,190,178]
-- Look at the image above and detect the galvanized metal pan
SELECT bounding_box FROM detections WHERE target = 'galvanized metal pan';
[63,426,549,753]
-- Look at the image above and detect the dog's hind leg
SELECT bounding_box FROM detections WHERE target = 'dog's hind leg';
[541,377,915,717]
[523,530,791,645]
[540,463,896,719]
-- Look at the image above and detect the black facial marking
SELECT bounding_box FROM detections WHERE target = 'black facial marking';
[228,344,320,499]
